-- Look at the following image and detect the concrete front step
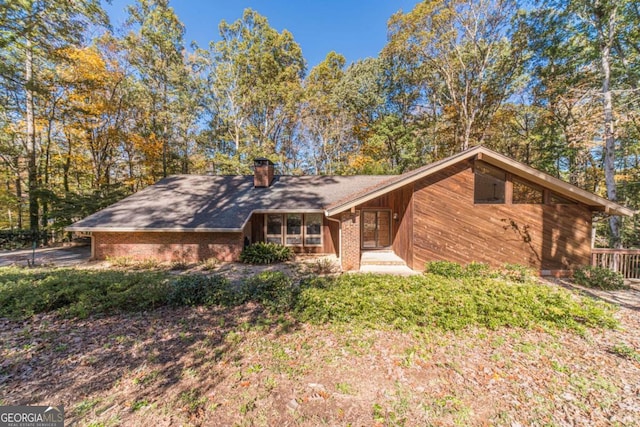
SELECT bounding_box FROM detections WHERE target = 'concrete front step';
[360,260,407,266]
[358,264,420,276]
[360,251,408,267]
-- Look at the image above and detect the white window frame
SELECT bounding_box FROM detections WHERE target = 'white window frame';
[303,213,323,247]
[265,213,283,245]
[263,213,323,247]
[285,213,303,246]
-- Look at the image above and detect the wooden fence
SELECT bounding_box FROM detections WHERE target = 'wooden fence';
[591,249,640,279]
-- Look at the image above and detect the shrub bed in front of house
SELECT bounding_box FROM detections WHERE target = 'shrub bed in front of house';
[240,242,294,264]
[0,266,618,334]
[0,267,169,319]
[295,273,617,333]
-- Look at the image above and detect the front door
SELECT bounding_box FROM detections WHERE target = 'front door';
[361,210,391,249]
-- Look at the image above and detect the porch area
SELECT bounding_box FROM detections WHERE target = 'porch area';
[592,249,640,279]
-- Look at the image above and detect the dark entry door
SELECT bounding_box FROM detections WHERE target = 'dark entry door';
[361,210,391,249]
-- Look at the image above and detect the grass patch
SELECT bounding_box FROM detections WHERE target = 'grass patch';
[609,342,640,362]
[295,274,617,332]
[0,265,618,334]
[0,267,169,319]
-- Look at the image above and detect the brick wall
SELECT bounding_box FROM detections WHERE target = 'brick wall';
[340,211,360,271]
[93,231,243,263]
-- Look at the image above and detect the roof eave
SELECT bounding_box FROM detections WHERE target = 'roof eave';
[65,227,244,233]
[478,148,635,217]
[325,146,483,216]
[325,145,634,217]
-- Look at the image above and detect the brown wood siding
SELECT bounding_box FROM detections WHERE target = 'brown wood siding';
[251,214,264,243]
[326,218,339,255]
[248,213,337,255]
[412,161,592,271]
[358,185,414,267]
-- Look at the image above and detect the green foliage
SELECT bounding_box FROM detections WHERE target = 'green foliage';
[573,266,627,290]
[0,267,169,319]
[610,343,640,363]
[0,230,52,250]
[499,263,535,283]
[49,185,129,231]
[303,257,338,275]
[242,271,298,313]
[167,275,241,307]
[424,261,465,278]
[177,388,207,415]
[170,260,190,271]
[240,242,294,264]
[107,256,136,268]
[425,260,534,283]
[464,261,492,278]
[295,274,617,332]
[199,257,220,271]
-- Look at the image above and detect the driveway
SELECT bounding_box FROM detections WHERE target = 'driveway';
[0,245,91,268]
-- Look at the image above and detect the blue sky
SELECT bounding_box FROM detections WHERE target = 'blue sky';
[105,0,420,68]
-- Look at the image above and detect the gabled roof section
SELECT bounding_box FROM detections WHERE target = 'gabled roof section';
[325,146,635,217]
[67,174,395,232]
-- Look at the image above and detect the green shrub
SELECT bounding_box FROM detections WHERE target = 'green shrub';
[167,274,241,307]
[573,265,627,290]
[240,242,294,264]
[295,273,617,333]
[242,271,297,313]
[107,256,136,268]
[464,261,492,278]
[497,263,535,283]
[199,257,220,271]
[0,267,169,319]
[424,260,465,278]
[133,258,161,270]
[170,260,190,271]
[304,257,338,275]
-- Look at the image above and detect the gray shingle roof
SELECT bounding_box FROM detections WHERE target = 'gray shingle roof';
[67,174,396,232]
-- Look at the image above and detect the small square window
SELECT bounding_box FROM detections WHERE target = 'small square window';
[474,163,506,204]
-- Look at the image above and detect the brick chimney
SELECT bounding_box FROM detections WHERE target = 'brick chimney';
[253,158,275,187]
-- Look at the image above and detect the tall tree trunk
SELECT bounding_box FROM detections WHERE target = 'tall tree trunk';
[63,129,72,193]
[25,39,40,237]
[41,116,54,242]
[600,9,621,248]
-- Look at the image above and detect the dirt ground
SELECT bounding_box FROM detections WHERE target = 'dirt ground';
[1,252,639,425]
[1,303,639,426]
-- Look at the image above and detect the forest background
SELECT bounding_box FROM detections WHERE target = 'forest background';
[1,0,639,248]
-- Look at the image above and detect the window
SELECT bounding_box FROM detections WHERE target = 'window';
[549,192,576,204]
[513,179,543,204]
[286,214,302,245]
[265,214,283,244]
[304,213,323,246]
[474,163,506,203]
[264,213,323,247]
